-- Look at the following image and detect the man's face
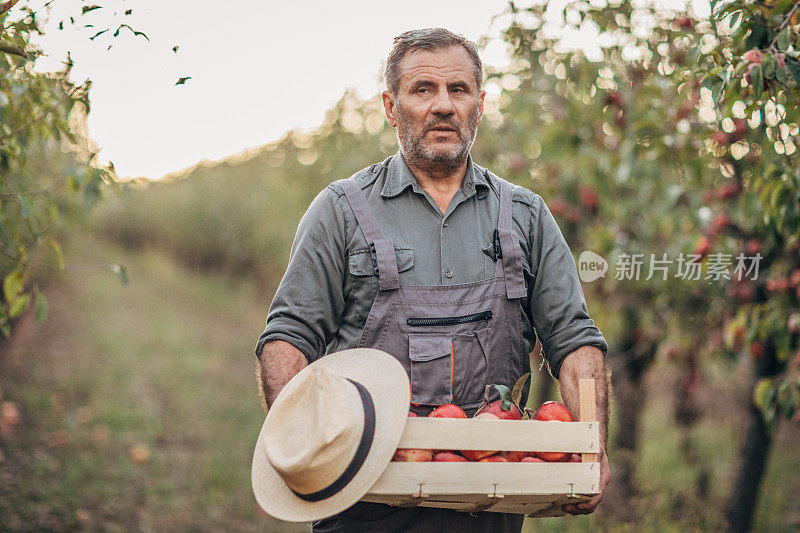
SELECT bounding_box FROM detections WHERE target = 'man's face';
[383,46,485,173]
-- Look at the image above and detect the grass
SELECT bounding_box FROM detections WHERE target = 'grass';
[0,233,305,532]
[1,233,798,531]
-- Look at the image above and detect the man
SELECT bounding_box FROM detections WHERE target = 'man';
[255,28,610,532]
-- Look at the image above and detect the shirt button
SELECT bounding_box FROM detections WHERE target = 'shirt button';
[444,268,453,278]
[443,221,449,228]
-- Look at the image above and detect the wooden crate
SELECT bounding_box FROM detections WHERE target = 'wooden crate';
[361,379,600,517]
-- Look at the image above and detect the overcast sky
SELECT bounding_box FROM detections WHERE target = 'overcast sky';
[29,0,514,179]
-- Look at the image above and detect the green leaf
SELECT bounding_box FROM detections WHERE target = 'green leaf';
[492,384,513,411]
[762,53,776,78]
[776,66,789,84]
[3,271,23,301]
[124,9,132,15]
[82,5,102,14]
[8,293,29,318]
[45,238,64,270]
[18,194,30,218]
[778,27,791,51]
[175,76,191,85]
[34,290,47,324]
[787,59,800,84]
[90,29,108,40]
[751,63,763,99]
[1,323,10,338]
[112,264,129,286]
[710,80,723,103]
[746,24,767,50]
[753,377,773,411]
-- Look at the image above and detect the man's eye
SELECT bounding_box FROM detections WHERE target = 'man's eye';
[417,87,430,94]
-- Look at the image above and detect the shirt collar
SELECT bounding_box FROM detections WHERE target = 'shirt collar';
[381,151,490,200]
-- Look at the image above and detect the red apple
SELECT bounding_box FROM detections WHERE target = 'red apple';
[569,454,582,463]
[475,400,522,420]
[392,448,433,462]
[474,384,523,420]
[429,404,467,419]
[749,342,766,360]
[462,412,500,461]
[746,238,763,255]
[433,452,468,462]
[532,402,574,462]
[694,236,714,258]
[521,456,545,463]
[532,401,574,422]
[717,182,742,200]
[710,213,732,234]
[429,404,466,453]
[743,49,764,63]
[478,455,508,463]
[498,450,530,462]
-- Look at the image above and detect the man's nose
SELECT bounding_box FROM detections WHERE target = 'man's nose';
[430,89,456,116]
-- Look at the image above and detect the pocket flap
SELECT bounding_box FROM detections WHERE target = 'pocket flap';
[349,247,414,277]
[409,334,452,362]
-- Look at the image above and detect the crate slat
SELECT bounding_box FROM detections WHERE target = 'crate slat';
[361,492,591,516]
[397,418,599,453]
[366,462,600,496]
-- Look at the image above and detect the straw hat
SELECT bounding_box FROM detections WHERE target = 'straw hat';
[251,348,410,522]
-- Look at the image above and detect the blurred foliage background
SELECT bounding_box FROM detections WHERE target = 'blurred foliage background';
[1,0,799,531]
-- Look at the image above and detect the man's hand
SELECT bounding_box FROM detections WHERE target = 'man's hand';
[556,345,611,515]
[562,448,611,515]
[256,340,308,411]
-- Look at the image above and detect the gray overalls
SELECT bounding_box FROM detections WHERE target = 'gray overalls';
[312,170,530,533]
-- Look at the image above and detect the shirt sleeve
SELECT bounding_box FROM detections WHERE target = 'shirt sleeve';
[254,186,347,363]
[527,196,608,379]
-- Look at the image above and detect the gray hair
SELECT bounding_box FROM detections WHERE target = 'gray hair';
[384,28,483,94]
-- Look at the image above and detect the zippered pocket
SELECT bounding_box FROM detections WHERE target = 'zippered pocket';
[407,311,492,328]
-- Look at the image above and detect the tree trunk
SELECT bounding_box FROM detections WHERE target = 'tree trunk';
[725,347,784,533]
[604,328,656,522]
[724,392,772,532]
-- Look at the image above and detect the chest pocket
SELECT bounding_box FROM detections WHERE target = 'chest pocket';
[345,247,414,328]
[348,247,414,277]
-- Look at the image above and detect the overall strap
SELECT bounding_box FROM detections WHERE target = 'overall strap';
[496,180,527,299]
[340,179,400,291]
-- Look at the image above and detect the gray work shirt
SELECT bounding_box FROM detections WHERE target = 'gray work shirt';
[255,151,607,378]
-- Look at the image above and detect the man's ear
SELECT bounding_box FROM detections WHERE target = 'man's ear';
[477,89,486,124]
[382,90,397,128]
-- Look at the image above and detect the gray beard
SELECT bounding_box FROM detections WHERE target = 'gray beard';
[395,105,480,175]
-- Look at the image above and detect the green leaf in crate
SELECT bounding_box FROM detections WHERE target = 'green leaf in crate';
[492,384,513,411]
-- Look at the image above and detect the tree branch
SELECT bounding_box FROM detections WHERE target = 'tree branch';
[0,39,27,59]
[0,0,20,15]
[768,0,800,50]
[0,88,79,142]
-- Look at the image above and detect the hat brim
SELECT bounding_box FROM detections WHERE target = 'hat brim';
[252,348,410,523]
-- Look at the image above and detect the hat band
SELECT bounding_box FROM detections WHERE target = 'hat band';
[292,379,376,502]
